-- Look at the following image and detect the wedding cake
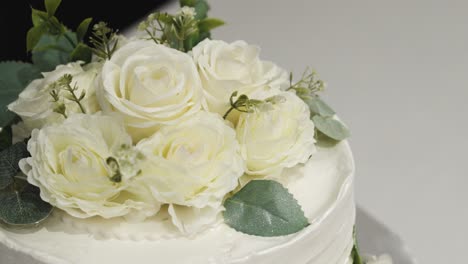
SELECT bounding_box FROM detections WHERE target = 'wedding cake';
[0,0,391,263]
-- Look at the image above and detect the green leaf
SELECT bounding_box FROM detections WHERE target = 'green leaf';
[315,130,340,148]
[302,96,335,117]
[31,8,48,27]
[312,115,350,141]
[198,18,225,32]
[0,184,53,226]
[70,43,92,63]
[352,227,364,264]
[0,62,42,127]
[180,0,210,20]
[0,142,29,190]
[76,18,93,42]
[45,0,62,17]
[223,180,309,237]
[26,25,47,52]
[32,32,76,72]
[0,126,13,152]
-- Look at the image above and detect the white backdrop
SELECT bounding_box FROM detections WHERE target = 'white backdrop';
[161,0,468,263]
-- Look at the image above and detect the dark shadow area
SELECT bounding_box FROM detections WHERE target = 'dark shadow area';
[0,0,173,62]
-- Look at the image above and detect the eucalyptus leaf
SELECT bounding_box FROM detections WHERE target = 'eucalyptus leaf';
[302,96,335,117]
[32,32,76,72]
[315,130,340,148]
[0,142,30,190]
[198,18,225,32]
[0,184,53,226]
[312,115,350,141]
[45,0,62,17]
[0,126,12,152]
[0,61,42,127]
[70,43,92,63]
[76,17,93,41]
[26,25,47,51]
[31,9,48,27]
[223,180,309,237]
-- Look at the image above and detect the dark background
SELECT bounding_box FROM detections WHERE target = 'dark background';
[0,0,171,62]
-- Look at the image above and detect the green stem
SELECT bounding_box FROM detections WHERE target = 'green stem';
[65,86,86,114]
[223,106,235,120]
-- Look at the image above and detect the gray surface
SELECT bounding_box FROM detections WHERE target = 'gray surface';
[185,0,467,263]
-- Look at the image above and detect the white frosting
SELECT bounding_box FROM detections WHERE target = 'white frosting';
[0,141,355,264]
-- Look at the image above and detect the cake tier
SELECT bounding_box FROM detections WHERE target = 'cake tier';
[0,141,355,264]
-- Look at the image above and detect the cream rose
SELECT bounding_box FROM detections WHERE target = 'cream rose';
[8,62,101,135]
[97,40,204,142]
[236,92,316,176]
[136,111,245,234]
[192,39,289,122]
[19,114,160,220]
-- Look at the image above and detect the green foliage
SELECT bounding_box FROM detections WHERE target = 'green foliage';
[180,0,209,20]
[223,91,264,119]
[140,1,225,52]
[312,115,350,141]
[0,142,29,190]
[0,126,12,152]
[70,43,93,63]
[89,22,119,60]
[27,0,94,68]
[352,227,364,264]
[76,18,93,42]
[288,68,350,142]
[32,32,77,72]
[198,18,225,32]
[0,184,53,226]
[302,96,335,117]
[45,0,62,17]
[223,180,309,237]
[0,62,42,127]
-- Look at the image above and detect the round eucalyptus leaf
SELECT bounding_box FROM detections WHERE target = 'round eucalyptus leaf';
[0,142,30,190]
[0,184,53,226]
[223,180,309,237]
[312,115,350,141]
[302,96,335,117]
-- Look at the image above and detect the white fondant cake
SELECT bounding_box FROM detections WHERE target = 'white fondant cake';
[0,140,355,264]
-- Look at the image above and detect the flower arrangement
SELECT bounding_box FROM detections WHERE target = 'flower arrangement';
[0,0,369,260]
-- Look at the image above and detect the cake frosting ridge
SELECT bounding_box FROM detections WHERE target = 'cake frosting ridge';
[0,140,355,264]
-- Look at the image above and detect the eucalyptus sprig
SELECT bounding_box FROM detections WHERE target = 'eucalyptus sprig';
[48,74,86,115]
[89,22,119,60]
[49,89,67,118]
[138,0,224,52]
[139,8,199,52]
[287,68,326,98]
[223,91,264,119]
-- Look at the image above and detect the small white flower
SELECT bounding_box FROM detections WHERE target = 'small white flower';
[178,6,196,18]
[192,39,289,124]
[20,114,160,220]
[8,62,101,136]
[236,91,316,177]
[135,111,245,234]
[97,40,205,142]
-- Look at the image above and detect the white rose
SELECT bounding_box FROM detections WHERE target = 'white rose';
[19,114,160,220]
[8,62,101,135]
[192,39,289,123]
[136,111,245,234]
[97,40,205,142]
[364,254,393,264]
[236,92,316,176]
